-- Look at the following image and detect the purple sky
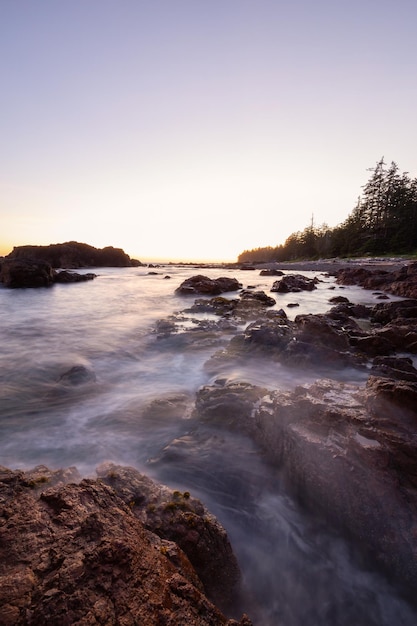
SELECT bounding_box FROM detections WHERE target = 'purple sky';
[1,0,416,261]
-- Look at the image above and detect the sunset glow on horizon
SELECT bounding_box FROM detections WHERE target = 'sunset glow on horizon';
[1,1,416,263]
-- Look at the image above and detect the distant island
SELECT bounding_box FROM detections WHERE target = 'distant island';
[3,241,144,268]
[238,158,417,264]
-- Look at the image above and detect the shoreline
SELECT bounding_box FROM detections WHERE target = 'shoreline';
[239,257,413,273]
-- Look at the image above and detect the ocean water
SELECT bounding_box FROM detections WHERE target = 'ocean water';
[0,265,415,625]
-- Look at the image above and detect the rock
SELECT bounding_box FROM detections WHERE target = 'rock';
[239,289,276,307]
[329,295,350,304]
[336,262,417,299]
[366,375,417,417]
[348,334,395,357]
[370,299,417,325]
[0,260,97,288]
[271,274,318,293]
[375,322,417,353]
[53,270,97,283]
[0,465,251,625]
[176,275,242,295]
[259,269,284,276]
[192,378,417,602]
[96,463,242,611]
[57,365,97,386]
[243,317,293,350]
[193,381,268,435]
[0,258,55,288]
[6,241,142,268]
[371,356,417,383]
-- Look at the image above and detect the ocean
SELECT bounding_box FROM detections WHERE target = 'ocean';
[1,264,415,625]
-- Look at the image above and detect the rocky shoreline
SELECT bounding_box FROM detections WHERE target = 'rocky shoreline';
[1,257,417,623]
[162,261,417,608]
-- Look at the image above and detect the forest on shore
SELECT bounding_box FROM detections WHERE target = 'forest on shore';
[238,158,417,263]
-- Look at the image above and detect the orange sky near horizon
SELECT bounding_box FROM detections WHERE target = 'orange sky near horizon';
[1,1,416,263]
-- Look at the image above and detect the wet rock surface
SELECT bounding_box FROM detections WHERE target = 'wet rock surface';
[0,465,251,626]
[191,372,417,603]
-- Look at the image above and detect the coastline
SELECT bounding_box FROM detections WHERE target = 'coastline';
[241,257,412,273]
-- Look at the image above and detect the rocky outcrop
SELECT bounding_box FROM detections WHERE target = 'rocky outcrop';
[96,463,242,611]
[0,258,97,288]
[192,370,417,602]
[176,275,242,296]
[5,242,143,269]
[0,465,251,626]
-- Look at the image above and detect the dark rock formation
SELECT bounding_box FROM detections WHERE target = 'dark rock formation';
[5,241,142,269]
[271,273,318,293]
[259,269,284,276]
[176,275,242,295]
[239,289,276,307]
[0,259,97,289]
[0,258,55,288]
[54,270,97,283]
[0,465,251,626]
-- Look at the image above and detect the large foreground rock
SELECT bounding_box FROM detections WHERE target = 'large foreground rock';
[0,465,251,626]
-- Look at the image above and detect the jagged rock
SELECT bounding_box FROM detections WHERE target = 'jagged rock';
[0,465,251,626]
[96,463,242,611]
[176,275,242,295]
[271,273,318,293]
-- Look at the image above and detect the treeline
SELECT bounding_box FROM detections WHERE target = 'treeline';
[238,158,417,263]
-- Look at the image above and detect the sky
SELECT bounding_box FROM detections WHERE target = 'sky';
[1,0,416,262]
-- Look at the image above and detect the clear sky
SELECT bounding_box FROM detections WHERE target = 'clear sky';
[1,0,416,262]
